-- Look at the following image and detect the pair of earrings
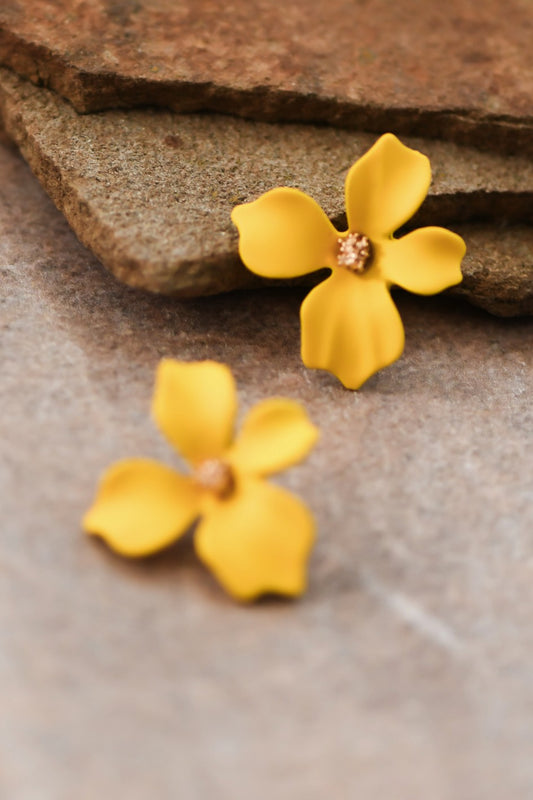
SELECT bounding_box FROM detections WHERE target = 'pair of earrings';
[83,134,466,602]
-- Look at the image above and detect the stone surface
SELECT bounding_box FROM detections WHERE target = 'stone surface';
[455,225,533,317]
[2,128,533,800]
[0,68,532,314]
[1,0,532,156]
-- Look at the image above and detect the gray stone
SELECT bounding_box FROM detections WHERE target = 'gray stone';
[1,0,532,156]
[2,128,533,800]
[0,68,531,314]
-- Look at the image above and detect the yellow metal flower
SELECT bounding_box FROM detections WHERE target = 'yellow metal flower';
[232,133,466,390]
[83,360,318,601]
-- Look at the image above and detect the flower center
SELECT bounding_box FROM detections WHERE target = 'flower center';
[193,458,235,499]
[336,232,372,273]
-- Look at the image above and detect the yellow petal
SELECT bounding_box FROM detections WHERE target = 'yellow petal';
[152,360,237,465]
[83,459,200,557]
[231,187,338,278]
[300,270,405,390]
[228,398,319,477]
[195,478,315,601]
[382,227,466,294]
[345,133,431,239]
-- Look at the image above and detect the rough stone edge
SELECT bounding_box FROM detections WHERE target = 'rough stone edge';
[1,26,532,159]
[0,75,256,295]
[454,229,533,318]
[453,285,533,318]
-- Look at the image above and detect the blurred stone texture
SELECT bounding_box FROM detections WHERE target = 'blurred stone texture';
[1,117,533,800]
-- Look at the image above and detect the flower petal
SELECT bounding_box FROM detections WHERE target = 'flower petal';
[83,459,200,556]
[345,133,431,239]
[229,398,319,477]
[382,227,466,294]
[195,478,315,601]
[152,360,237,465]
[231,188,338,278]
[301,270,405,389]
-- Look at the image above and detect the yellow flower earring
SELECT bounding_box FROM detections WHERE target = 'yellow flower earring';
[232,133,466,390]
[83,360,318,601]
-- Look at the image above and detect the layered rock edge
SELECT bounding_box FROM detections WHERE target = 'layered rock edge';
[1,0,532,157]
[0,67,531,315]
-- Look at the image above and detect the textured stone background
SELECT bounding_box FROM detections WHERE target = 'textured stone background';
[1,0,532,155]
[2,125,533,798]
[1,68,532,313]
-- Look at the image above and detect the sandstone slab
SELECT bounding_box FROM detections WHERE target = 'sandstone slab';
[1,0,532,156]
[2,132,533,800]
[0,68,532,314]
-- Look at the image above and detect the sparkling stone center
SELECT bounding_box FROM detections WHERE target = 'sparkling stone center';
[336,232,372,273]
[193,458,235,499]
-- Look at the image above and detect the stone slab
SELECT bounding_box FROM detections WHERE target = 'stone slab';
[455,226,533,317]
[1,0,533,156]
[2,131,533,800]
[0,68,531,315]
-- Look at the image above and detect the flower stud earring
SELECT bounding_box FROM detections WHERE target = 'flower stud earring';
[83,360,318,601]
[232,133,466,390]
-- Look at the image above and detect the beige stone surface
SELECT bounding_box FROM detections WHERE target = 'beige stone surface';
[1,0,532,156]
[1,68,532,314]
[2,114,533,799]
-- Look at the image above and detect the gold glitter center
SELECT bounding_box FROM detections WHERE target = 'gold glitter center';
[336,232,372,273]
[193,458,235,499]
